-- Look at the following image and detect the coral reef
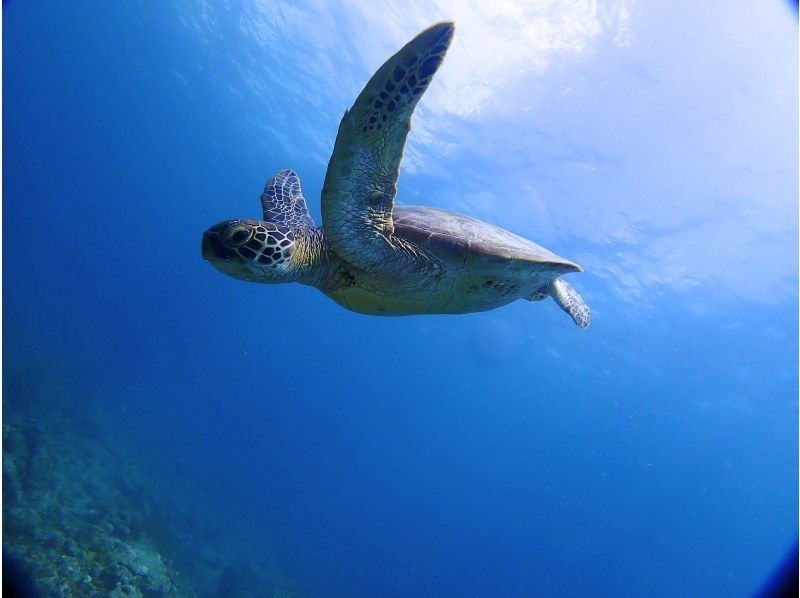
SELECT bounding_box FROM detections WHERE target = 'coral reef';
[3,389,183,595]
[3,364,294,597]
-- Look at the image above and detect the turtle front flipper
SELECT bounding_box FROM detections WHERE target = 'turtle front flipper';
[548,279,591,329]
[261,169,316,228]
[321,22,454,274]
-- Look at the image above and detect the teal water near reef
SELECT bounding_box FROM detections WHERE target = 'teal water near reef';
[4,1,798,596]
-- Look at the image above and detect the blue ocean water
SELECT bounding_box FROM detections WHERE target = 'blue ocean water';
[3,1,798,596]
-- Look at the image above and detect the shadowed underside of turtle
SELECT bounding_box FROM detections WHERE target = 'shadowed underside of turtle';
[201,22,590,329]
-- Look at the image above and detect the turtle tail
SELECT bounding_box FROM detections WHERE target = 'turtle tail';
[544,278,590,329]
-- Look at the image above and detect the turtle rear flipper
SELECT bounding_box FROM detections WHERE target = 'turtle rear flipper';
[547,279,590,329]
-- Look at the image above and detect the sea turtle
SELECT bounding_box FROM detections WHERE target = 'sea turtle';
[201,22,590,328]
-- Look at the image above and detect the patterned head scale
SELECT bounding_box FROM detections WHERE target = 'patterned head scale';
[201,217,298,283]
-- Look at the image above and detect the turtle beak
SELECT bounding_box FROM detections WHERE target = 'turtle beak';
[201,232,217,261]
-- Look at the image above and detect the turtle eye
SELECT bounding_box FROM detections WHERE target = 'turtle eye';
[224,225,252,246]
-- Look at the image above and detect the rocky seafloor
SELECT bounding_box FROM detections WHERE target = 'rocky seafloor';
[3,364,294,597]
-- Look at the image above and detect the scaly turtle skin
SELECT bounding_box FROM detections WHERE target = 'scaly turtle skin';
[201,22,590,328]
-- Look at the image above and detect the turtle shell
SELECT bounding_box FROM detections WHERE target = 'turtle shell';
[392,205,582,274]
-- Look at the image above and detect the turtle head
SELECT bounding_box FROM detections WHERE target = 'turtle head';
[201,219,298,283]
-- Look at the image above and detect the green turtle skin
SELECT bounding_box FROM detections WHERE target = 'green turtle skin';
[201,22,591,328]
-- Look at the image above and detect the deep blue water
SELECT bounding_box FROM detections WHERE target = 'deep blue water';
[4,1,798,596]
